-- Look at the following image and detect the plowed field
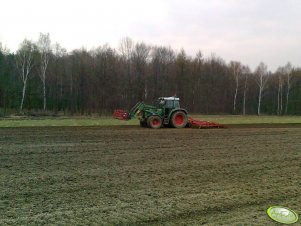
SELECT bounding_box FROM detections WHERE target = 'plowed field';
[1,125,300,225]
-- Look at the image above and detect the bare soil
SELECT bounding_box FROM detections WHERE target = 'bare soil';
[0,125,300,225]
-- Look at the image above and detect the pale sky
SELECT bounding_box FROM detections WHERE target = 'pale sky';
[1,0,301,71]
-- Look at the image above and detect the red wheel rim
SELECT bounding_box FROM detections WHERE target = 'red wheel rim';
[152,118,160,126]
[175,114,184,125]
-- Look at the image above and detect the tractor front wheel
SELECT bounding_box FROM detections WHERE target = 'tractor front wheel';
[171,111,188,128]
[147,115,162,129]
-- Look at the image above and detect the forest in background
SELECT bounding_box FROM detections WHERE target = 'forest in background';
[0,33,301,116]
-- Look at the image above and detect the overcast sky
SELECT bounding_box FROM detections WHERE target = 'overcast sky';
[1,0,301,71]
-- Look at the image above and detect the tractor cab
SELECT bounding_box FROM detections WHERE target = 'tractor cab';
[157,97,180,109]
[157,97,180,117]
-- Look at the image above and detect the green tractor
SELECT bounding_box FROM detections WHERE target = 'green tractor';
[114,97,224,129]
[114,97,188,128]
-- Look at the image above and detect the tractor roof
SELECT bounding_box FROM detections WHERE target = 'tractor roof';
[158,97,180,101]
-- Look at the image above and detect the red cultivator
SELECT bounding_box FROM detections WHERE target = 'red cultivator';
[188,117,224,129]
[113,109,130,120]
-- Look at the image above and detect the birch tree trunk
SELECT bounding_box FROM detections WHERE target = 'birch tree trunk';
[257,88,262,115]
[255,62,269,116]
[119,37,134,107]
[16,40,35,113]
[284,62,292,114]
[242,73,248,115]
[38,33,51,111]
[277,82,280,115]
[276,72,283,115]
[20,80,27,112]
[233,78,238,113]
[230,61,241,114]
[285,75,290,114]
[43,79,46,110]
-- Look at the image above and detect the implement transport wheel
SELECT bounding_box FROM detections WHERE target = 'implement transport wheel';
[171,111,188,128]
[140,120,147,127]
[147,115,162,129]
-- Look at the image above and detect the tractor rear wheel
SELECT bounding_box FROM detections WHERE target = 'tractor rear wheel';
[147,115,162,129]
[171,111,188,128]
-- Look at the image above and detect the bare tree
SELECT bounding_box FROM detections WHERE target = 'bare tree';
[276,67,284,115]
[229,61,242,114]
[132,42,150,100]
[192,50,203,109]
[53,42,67,111]
[150,46,176,100]
[176,49,188,99]
[242,66,251,115]
[254,62,269,115]
[16,40,36,112]
[0,42,10,54]
[119,37,134,60]
[119,37,134,106]
[283,62,293,114]
[37,33,51,110]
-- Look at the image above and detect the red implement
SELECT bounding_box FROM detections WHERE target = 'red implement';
[113,109,130,120]
[188,117,224,128]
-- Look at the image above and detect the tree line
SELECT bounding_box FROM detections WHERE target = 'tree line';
[0,34,301,116]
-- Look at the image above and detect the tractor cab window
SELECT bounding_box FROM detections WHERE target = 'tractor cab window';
[165,100,173,108]
[165,100,180,108]
[174,100,180,108]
